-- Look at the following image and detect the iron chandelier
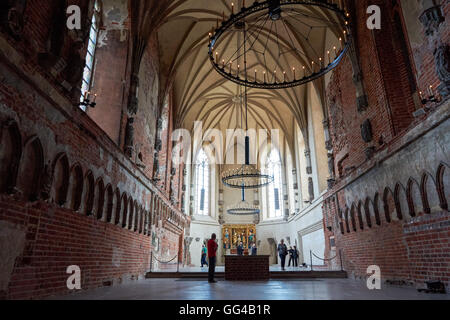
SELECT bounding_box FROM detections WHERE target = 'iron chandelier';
[227,186,261,215]
[208,0,351,89]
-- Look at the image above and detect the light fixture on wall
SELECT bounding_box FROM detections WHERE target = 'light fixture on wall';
[208,0,351,89]
[80,91,97,108]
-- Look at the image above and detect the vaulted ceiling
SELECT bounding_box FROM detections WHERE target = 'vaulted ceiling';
[155,0,346,153]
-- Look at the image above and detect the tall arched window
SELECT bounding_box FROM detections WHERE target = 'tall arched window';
[80,0,101,111]
[195,149,209,215]
[267,149,283,218]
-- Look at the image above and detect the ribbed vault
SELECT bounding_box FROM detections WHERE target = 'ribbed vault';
[155,0,345,158]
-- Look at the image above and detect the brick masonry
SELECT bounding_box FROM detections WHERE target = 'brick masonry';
[0,0,188,300]
[323,0,450,290]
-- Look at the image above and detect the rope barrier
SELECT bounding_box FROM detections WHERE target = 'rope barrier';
[311,252,337,262]
[151,253,179,264]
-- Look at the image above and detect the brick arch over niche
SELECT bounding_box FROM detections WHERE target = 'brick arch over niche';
[0,119,21,194]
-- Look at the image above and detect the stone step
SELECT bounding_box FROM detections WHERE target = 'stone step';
[146,271,347,279]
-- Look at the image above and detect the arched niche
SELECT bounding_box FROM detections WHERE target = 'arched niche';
[51,153,70,206]
[104,185,114,222]
[135,205,141,232]
[373,193,382,226]
[436,163,449,210]
[0,120,21,194]
[394,183,409,220]
[383,188,395,223]
[350,204,357,232]
[17,136,44,202]
[120,193,128,227]
[82,171,95,216]
[421,172,440,213]
[68,164,83,211]
[407,178,422,216]
[337,209,345,234]
[114,189,122,225]
[357,202,365,230]
[344,208,350,233]
[94,178,105,220]
[363,198,373,228]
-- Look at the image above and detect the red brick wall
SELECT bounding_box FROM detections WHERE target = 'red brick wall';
[0,0,188,300]
[1,197,152,300]
[322,0,450,290]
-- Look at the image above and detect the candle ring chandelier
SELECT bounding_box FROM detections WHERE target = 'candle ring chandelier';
[208,0,351,89]
[222,161,274,189]
[227,202,261,215]
[227,170,262,215]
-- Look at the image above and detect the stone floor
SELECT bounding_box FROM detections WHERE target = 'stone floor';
[49,278,450,300]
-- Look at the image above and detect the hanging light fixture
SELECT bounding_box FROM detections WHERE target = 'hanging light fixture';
[227,187,260,215]
[208,0,351,89]
[221,15,274,190]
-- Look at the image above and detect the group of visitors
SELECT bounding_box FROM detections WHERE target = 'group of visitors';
[237,242,257,256]
[277,239,300,271]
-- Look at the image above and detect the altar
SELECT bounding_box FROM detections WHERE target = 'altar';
[224,255,270,281]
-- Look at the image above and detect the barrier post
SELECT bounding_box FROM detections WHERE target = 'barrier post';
[150,252,153,273]
[310,250,313,271]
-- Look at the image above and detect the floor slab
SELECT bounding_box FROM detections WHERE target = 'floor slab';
[49,278,450,300]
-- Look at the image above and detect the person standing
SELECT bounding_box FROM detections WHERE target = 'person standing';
[237,241,244,256]
[200,244,208,267]
[251,243,257,256]
[293,246,299,268]
[207,233,218,283]
[277,239,288,271]
[287,246,294,267]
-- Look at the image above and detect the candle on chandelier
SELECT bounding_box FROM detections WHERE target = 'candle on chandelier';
[263,71,266,83]
[293,67,296,80]
[231,2,234,15]
[93,93,97,103]
[216,52,218,63]
[311,61,315,73]
[222,59,225,69]
[303,66,305,77]
[327,51,331,64]
[428,85,434,97]
[319,57,323,69]
[334,46,337,57]
[283,71,286,82]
